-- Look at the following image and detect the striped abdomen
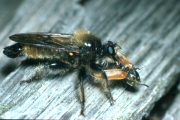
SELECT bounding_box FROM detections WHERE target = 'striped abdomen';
[22,44,64,59]
[3,43,79,67]
[4,43,75,60]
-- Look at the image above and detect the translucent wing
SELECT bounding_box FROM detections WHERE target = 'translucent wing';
[9,32,80,53]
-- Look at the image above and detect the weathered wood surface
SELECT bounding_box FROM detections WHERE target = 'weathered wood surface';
[162,84,180,120]
[0,0,180,119]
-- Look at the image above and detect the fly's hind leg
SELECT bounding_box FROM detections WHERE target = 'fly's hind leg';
[20,61,70,85]
[47,61,71,76]
[90,63,115,105]
[20,64,45,85]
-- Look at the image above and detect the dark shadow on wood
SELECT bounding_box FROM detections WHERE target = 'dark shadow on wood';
[1,60,19,77]
[143,73,180,120]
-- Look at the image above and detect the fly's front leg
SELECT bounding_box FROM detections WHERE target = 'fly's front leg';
[90,63,115,105]
[78,67,86,116]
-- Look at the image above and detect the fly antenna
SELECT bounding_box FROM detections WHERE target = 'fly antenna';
[117,40,123,44]
[135,66,146,71]
[139,84,149,87]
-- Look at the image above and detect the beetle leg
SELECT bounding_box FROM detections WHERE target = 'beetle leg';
[78,67,86,116]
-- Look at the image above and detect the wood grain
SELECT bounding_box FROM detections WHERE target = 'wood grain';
[0,0,180,119]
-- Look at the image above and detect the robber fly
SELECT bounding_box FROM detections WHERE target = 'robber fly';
[3,30,147,116]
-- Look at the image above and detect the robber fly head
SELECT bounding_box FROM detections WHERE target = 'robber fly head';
[101,41,133,70]
[102,41,116,58]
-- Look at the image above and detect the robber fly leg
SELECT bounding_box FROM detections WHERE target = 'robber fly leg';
[78,67,86,116]
[20,67,44,85]
[90,63,115,105]
[47,61,71,76]
[20,61,70,85]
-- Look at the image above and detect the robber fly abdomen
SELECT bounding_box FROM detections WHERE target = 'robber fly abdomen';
[4,43,78,67]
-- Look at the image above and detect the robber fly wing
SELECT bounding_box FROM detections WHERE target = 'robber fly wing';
[9,32,80,53]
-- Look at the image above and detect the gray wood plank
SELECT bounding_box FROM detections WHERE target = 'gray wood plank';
[162,92,180,120]
[0,0,180,119]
